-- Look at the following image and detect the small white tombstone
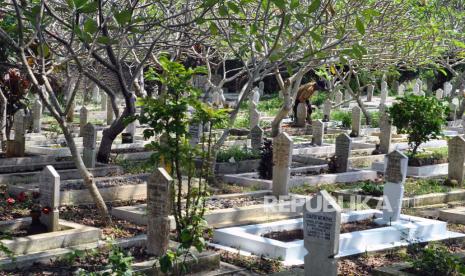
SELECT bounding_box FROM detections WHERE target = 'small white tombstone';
[350,106,361,137]
[323,99,331,122]
[147,168,172,256]
[82,123,97,168]
[398,84,405,96]
[413,83,420,95]
[79,106,88,137]
[312,120,324,146]
[32,99,42,133]
[40,165,60,232]
[303,190,341,276]
[380,150,408,224]
[435,89,444,100]
[380,81,388,105]
[444,82,453,97]
[379,111,392,154]
[13,110,26,157]
[296,103,307,127]
[251,125,264,151]
[448,136,465,185]
[249,104,260,129]
[92,85,100,102]
[366,84,374,102]
[272,132,293,197]
[335,133,352,173]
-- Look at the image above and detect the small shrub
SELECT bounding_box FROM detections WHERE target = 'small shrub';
[312,92,327,107]
[359,182,384,197]
[258,138,273,180]
[331,111,351,129]
[410,244,465,276]
[389,95,447,156]
[216,146,260,163]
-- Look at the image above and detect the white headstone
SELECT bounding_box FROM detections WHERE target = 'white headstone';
[40,165,60,232]
[398,84,405,96]
[79,106,88,137]
[92,85,100,102]
[147,168,172,256]
[444,82,453,97]
[303,190,341,276]
[335,133,351,173]
[312,120,324,146]
[251,125,264,151]
[448,136,465,185]
[83,123,97,168]
[380,81,388,105]
[296,103,307,127]
[323,99,331,122]
[380,150,408,224]
[379,111,392,154]
[13,109,26,156]
[32,99,42,133]
[272,132,293,197]
[449,103,457,121]
[366,84,374,102]
[435,89,444,100]
[249,104,260,129]
[413,83,420,95]
[351,106,361,137]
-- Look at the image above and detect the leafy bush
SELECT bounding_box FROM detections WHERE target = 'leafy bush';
[410,244,465,276]
[388,95,447,156]
[312,92,327,107]
[216,146,260,163]
[258,138,273,180]
[406,147,448,166]
[331,111,351,129]
[359,181,384,197]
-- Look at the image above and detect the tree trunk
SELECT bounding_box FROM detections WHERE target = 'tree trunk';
[0,89,7,151]
[61,120,111,224]
[271,87,292,138]
[97,102,136,163]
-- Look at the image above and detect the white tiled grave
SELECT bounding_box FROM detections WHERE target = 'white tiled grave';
[210,209,464,266]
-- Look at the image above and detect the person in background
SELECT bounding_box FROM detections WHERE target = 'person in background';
[293,80,327,124]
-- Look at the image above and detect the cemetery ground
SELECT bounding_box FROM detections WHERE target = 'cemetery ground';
[1,89,465,276]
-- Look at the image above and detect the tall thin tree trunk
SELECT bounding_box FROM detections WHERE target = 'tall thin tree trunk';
[61,121,111,223]
[0,89,7,151]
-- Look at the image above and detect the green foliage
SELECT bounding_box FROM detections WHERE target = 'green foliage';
[137,57,226,274]
[406,147,448,167]
[216,146,260,163]
[331,111,351,129]
[312,92,327,107]
[360,181,383,197]
[404,178,449,197]
[388,95,447,156]
[410,244,465,276]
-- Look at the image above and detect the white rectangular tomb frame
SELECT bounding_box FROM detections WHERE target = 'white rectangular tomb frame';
[212,209,465,265]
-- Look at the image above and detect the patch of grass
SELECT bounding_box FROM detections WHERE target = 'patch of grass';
[219,251,284,274]
[331,110,351,128]
[232,116,250,129]
[290,182,364,195]
[216,146,260,162]
[407,147,448,166]
[404,178,450,197]
[115,159,153,174]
